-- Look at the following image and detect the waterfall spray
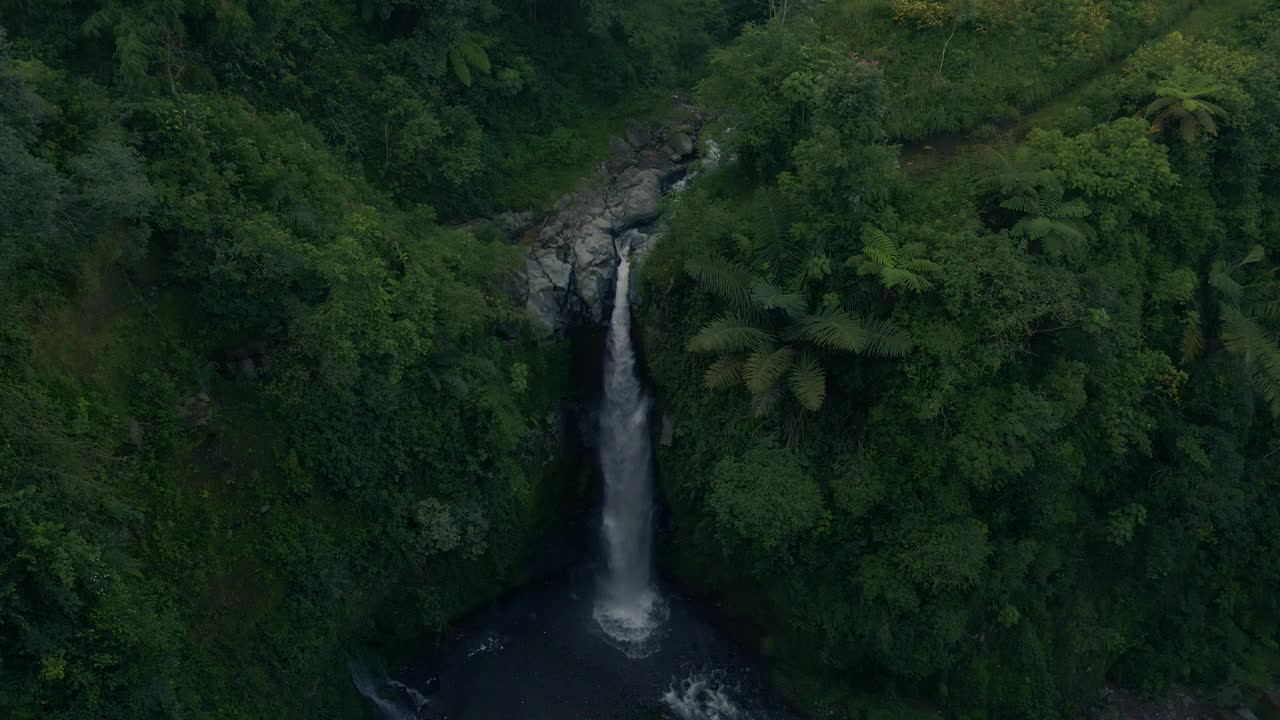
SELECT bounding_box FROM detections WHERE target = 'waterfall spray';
[592,252,668,657]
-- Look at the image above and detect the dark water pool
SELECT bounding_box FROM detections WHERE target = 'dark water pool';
[351,565,799,720]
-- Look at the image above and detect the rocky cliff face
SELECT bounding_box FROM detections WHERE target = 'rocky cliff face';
[509,115,705,334]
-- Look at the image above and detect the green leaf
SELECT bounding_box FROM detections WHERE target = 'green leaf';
[450,47,472,87]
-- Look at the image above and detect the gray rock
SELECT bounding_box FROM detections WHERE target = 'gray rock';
[660,415,674,446]
[668,132,694,157]
[609,135,632,157]
[492,210,536,240]
[624,120,649,149]
[608,167,662,231]
[514,115,704,333]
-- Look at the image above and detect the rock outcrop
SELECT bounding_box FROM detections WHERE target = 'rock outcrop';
[516,111,705,334]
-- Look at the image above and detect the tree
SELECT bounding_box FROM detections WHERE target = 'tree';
[1143,81,1229,143]
[1179,246,1280,416]
[852,224,941,293]
[687,254,911,415]
[999,180,1095,263]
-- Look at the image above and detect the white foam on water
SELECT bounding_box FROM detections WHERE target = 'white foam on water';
[662,671,751,720]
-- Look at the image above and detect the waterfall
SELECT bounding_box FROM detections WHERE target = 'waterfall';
[592,254,668,657]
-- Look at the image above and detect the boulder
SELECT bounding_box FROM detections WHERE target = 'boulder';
[624,120,649,149]
[608,167,662,231]
[609,135,632,157]
[492,210,536,240]
[668,132,694,158]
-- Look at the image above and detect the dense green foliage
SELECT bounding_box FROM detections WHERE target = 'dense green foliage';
[0,1,732,717]
[4,0,1280,718]
[642,3,1280,718]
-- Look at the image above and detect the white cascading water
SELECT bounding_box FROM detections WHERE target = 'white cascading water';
[592,253,668,657]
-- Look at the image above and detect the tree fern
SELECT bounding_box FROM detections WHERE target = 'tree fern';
[1002,183,1094,262]
[1143,83,1229,143]
[854,225,938,292]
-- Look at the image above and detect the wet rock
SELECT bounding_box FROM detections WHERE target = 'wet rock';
[609,135,632,157]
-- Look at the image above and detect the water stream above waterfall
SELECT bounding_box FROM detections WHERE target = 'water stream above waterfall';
[352,250,796,720]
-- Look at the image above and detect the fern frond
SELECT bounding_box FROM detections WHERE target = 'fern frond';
[744,345,796,396]
[861,225,898,267]
[787,354,827,411]
[751,382,784,417]
[1180,309,1204,365]
[1001,195,1038,214]
[880,267,932,293]
[1250,300,1280,324]
[752,188,795,272]
[1221,304,1280,416]
[685,255,756,311]
[704,357,745,390]
[788,307,868,352]
[1209,260,1243,305]
[687,315,772,354]
[750,279,808,319]
[862,317,914,357]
